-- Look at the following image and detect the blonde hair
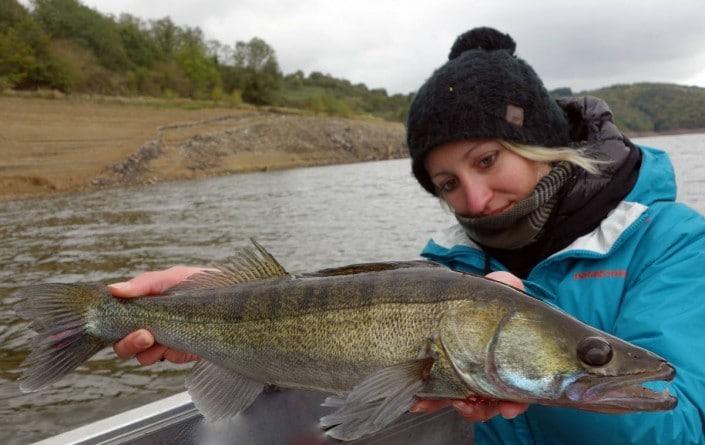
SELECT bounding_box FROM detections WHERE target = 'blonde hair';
[498,139,605,175]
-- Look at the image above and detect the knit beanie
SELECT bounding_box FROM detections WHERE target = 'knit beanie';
[406,27,571,194]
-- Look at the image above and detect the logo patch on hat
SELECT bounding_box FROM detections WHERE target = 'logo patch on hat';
[505,104,524,127]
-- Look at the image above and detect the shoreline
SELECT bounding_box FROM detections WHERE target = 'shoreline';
[0,96,407,202]
[5,129,702,203]
[0,156,403,203]
[2,95,703,203]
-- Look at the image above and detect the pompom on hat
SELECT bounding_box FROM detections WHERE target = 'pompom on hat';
[406,27,571,194]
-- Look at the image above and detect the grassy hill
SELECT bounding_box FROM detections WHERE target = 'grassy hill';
[553,83,705,134]
[3,0,705,134]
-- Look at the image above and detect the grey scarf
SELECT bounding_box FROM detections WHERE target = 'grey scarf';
[456,162,574,249]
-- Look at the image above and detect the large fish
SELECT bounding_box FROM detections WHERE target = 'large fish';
[11,242,676,441]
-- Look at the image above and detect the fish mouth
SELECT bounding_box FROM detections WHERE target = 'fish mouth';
[562,362,677,413]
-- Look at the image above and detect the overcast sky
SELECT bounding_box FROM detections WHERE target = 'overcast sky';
[70,1,705,95]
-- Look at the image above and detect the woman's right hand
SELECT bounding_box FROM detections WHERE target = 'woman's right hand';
[108,266,213,365]
[411,398,528,422]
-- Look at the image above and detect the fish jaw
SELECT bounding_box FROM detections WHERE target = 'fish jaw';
[557,361,677,412]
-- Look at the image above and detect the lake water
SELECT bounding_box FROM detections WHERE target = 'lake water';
[1,133,704,443]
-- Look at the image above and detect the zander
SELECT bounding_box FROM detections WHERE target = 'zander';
[11,242,676,441]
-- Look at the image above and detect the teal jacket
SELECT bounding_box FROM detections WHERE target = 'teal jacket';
[421,146,705,444]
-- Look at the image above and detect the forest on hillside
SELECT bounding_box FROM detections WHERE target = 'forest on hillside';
[2,0,705,132]
[0,0,412,121]
[566,84,705,133]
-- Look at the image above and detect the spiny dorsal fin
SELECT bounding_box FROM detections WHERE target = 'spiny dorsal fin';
[300,260,441,278]
[168,240,288,293]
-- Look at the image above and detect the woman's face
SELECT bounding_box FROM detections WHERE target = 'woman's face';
[424,139,551,218]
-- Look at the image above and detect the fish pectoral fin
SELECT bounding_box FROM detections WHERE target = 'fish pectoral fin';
[322,394,346,408]
[320,358,432,441]
[168,239,288,293]
[185,360,263,423]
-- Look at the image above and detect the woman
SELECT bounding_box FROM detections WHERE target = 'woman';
[404,27,705,444]
[111,27,705,444]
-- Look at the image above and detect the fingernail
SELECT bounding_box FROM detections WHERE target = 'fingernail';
[137,332,152,348]
[108,282,130,291]
[452,401,473,414]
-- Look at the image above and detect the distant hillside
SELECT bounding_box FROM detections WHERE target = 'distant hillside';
[0,0,410,121]
[279,72,412,122]
[551,83,705,134]
[2,0,704,134]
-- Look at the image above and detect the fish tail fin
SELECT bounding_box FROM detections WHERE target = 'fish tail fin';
[13,283,110,392]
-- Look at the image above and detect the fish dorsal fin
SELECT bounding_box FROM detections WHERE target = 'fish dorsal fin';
[300,260,441,278]
[439,300,509,398]
[168,240,288,293]
[186,359,264,423]
[320,357,433,441]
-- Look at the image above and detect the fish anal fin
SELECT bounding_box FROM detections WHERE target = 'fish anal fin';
[168,240,288,293]
[320,357,432,441]
[186,360,263,423]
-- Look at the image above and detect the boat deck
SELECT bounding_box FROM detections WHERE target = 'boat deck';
[33,390,473,444]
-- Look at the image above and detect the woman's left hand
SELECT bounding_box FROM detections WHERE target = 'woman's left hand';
[410,271,530,422]
[109,266,210,365]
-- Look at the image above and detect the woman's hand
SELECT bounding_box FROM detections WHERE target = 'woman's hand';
[410,271,530,422]
[109,266,212,365]
[411,398,528,422]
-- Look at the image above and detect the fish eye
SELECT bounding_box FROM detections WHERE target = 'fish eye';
[577,336,613,366]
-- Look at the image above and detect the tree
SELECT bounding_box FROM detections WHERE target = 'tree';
[0,0,69,90]
[206,40,231,65]
[117,14,160,68]
[232,37,282,105]
[32,0,131,71]
[0,0,29,29]
[174,28,221,98]
[284,70,305,87]
[149,17,180,59]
